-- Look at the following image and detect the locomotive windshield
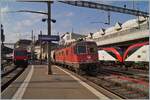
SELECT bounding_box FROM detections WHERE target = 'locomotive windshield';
[75,42,97,54]
[87,45,97,54]
[77,45,86,54]
[88,46,97,53]
[14,51,27,56]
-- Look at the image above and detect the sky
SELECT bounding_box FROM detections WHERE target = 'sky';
[0,0,149,44]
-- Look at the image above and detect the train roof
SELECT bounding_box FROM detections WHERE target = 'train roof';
[55,40,96,51]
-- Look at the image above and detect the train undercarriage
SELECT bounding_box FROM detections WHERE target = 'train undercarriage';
[14,60,28,67]
[53,61,98,76]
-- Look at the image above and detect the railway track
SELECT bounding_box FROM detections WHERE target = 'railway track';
[83,67,149,99]
[1,65,17,77]
[85,75,148,99]
[99,66,149,82]
[57,64,149,99]
[1,66,26,92]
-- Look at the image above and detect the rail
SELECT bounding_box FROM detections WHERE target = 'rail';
[1,65,26,92]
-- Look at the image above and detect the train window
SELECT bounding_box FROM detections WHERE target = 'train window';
[89,47,97,54]
[137,55,141,58]
[77,45,86,54]
[14,51,27,56]
[87,44,97,54]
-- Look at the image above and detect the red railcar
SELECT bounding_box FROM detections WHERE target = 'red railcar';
[13,49,28,66]
[52,41,98,75]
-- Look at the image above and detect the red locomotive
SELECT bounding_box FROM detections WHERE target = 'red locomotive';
[13,48,28,66]
[51,41,98,75]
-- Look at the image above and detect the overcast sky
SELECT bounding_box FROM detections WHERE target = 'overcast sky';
[0,0,149,44]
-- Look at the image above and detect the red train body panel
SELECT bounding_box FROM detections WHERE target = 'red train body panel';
[55,41,98,64]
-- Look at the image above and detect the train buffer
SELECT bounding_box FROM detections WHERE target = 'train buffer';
[1,65,110,99]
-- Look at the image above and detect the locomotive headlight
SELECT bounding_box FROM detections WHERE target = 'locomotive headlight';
[87,56,91,59]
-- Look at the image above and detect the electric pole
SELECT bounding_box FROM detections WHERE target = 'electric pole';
[1,24,5,45]
[14,0,55,74]
[31,30,34,63]
[33,35,35,60]
[40,30,42,64]
[47,2,52,74]
[1,24,5,71]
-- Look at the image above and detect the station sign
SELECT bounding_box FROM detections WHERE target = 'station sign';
[38,35,60,42]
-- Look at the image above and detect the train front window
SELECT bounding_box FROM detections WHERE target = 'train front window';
[77,45,86,54]
[89,47,97,54]
[15,51,27,56]
[87,44,97,54]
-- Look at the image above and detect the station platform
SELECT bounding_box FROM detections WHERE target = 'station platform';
[2,64,109,99]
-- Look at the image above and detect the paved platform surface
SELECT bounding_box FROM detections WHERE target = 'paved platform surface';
[2,65,109,99]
